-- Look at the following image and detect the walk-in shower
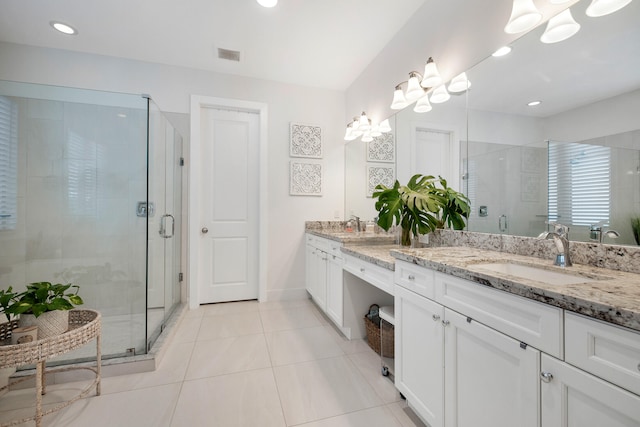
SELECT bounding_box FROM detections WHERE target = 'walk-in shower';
[0,80,183,362]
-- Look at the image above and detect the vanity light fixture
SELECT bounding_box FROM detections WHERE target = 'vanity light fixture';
[257,0,278,7]
[504,0,542,34]
[420,57,443,88]
[358,112,371,131]
[413,94,433,113]
[492,46,512,57]
[350,116,362,137]
[343,123,357,141]
[50,21,77,35]
[344,113,391,142]
[378,119,392,133]
[541,8,581,43]
[391,84,409,110]
[527,100,542,106]
[585,0,632,17]
[361,133,374,143]
[430,85,451,104]
[448,72,472,93]
[405,71,426,102]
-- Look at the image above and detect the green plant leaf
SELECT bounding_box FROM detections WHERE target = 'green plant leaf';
[69,295,84,305]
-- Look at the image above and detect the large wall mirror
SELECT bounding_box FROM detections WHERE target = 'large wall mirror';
[345,0,639,246]
[464,0,640,245]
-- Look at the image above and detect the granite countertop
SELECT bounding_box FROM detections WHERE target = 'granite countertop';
[307,227,640,332]
[391,246,640,332]
[341,245,398,271]
[306,229,395,245]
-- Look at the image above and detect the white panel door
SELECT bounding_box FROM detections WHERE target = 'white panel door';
[444,308,540,427]
[198,108,259,303]
[541,354,640,427]
[394,284,445,427]
[325,254,343,326]
[414,129,452,179]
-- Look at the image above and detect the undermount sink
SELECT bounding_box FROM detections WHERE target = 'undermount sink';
[471,262,598,286]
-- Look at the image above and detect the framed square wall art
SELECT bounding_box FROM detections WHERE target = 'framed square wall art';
[290,122,322,158]
[367,163,395,197]
[367,132,395,163]
[290,160,323,196]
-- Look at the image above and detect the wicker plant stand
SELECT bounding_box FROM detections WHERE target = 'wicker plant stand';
[0,310,101,427]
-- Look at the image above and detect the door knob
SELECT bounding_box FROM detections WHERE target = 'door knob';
[201,227,208,234]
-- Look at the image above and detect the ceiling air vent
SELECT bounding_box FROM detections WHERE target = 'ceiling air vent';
[217,48,240,62]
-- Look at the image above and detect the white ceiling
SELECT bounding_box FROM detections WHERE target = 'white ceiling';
[0,0,426,91]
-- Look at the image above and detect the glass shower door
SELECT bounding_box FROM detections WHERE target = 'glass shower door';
[146,101,183,350]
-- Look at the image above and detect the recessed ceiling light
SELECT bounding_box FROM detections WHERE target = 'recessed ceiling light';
[50,21,77,35]
[257,0,277,7]
[117,113,127,118]
[492,46,512,57]
[528,100,542,106]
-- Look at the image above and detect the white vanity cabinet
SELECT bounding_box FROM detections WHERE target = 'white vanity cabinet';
[443,308,540,427]
[541,354,640,426]
[305,234,343,326]
[325,252,344,326]
[395,284,445,427]
[539,313,640,426]
[394,258,640,427]
[395,260,548,427]
[395,281,540,427]
[305,241,327,311]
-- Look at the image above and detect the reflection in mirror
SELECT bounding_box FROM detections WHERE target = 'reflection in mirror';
[547,132,640,245]
[464,0,640,245]
[344,92,468,223]
[344,115,396,221]
[463,140,547,237]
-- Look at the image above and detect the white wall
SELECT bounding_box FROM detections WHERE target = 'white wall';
[543,89,640,142]
[0,41,346,301]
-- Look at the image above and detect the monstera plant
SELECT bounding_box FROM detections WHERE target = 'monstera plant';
[373,174,470,246]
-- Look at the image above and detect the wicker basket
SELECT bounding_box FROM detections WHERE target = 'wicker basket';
[364,304,394,358]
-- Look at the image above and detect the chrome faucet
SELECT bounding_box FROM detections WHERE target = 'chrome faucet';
[538,222,572,267]
[350,215,361,232]
[590,223,620,243]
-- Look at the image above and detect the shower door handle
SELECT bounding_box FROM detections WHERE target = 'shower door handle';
[159,214,175,239]
[499,215,508,232]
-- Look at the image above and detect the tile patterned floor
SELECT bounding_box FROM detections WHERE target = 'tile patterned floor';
[0,299,427,427]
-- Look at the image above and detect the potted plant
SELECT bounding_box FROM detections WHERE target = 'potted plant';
[632,216,640,245]
[373,174,470,246]
[4,282,83,339]
[0,286,18,322]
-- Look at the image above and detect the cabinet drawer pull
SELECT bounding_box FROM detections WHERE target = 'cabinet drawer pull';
[408,274,416,280]
[540,372,553,383]
[442,320,450,327]
[432,314,441,322]
[360,268,365,273]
